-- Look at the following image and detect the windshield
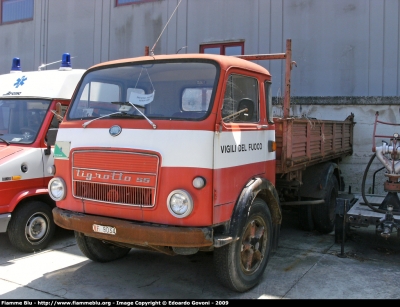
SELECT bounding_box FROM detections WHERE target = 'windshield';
[0,99,50,144]
[68,60,219,121]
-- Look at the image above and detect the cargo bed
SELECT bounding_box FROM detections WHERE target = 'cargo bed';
[274,114,355,174]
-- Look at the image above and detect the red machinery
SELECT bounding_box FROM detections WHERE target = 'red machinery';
[336,111,400,245]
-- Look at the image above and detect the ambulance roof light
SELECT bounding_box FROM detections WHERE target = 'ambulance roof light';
[59,53,72,71]
[10,57,22,73]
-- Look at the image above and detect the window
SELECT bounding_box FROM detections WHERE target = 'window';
[74,81,120,117]
[222,74,259,123]
[1,0,33,24]
[265,81,273,123]
[68,61,218,121]
[0,99,49,144]
[116,0,159,6]
[182,88,212,111]
[200,42,244,56]
[46,104,68,146]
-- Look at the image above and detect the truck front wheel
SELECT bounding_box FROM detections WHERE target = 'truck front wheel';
[75,231,131,262]
[312,175,339,234]
[7,201,55,252]
[213,198,272,292]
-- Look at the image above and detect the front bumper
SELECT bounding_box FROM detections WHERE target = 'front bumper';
[0,213,11,233]
[53,207,214,248]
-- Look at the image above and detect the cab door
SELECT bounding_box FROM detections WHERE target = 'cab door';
[213,71,272,222]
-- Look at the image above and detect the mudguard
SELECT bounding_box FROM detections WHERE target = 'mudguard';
[227,177,281,252]
[7,188,50,212]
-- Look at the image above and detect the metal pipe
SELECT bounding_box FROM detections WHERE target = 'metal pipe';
[283,39,292,118]
[341,200,346,255]
[339,199,347,258]
[237,53,286,61]
[376,144,400,174]
[280,199,325,206]
[372,166,385,194]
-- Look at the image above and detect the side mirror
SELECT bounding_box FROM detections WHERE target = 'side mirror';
[237,98,254,121]
[44,144,51,155]
[44,129,58,155]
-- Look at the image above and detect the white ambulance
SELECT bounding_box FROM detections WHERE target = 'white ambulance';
[0,54,85,252]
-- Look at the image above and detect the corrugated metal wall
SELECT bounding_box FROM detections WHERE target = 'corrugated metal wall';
[0,0,398,97]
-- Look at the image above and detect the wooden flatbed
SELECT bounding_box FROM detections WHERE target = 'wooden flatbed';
[274,114,354,174]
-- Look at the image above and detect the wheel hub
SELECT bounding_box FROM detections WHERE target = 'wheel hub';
[240,219,265,273]
[26,215,47,242]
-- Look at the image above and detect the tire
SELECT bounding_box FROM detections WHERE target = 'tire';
[298,204,315,231]
[312,175,339,234]
[75,231,131,262]
[7,201,55,252]
[213,198,273,292]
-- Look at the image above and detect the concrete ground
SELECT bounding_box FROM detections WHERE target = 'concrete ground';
[1,202,400,300]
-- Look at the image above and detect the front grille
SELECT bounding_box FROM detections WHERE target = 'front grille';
[72,150,159,207]
[75,181,153,205]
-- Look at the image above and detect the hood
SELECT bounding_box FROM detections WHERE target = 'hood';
[0,145,24,162]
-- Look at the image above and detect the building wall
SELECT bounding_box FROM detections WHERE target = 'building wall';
[0,0,398,98]
[0,0,399,194]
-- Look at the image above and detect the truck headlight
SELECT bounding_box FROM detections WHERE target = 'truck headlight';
[192,176,206,189]
[167,190,193,218]
[48,177,66,201]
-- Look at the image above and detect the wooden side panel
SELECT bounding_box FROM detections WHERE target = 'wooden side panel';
[274,116,354,174]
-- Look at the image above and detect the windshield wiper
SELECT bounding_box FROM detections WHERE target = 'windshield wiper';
[109,113,142,118]
[82,111,122,128]
[222,108,248,123]
[82,102,157,129]
[0,135,10,145]
[112,101,156,129]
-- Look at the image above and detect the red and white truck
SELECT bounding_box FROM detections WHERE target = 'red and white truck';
[0,54,85,252]
[49,39,354,292]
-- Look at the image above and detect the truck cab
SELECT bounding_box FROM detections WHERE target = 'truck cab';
[49,52,282,292]
[0,54,85,252]
[49,39,354,292]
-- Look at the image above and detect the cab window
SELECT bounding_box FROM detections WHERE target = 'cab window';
[45,104,68,146]
[222,74,259,123]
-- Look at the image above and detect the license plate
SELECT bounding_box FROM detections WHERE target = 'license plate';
[93,224,116,235]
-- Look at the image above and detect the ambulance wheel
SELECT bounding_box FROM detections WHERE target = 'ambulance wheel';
[7,201,55,252]
[213,198,272,292]
[312,175,339,234]
[75,232,131,262]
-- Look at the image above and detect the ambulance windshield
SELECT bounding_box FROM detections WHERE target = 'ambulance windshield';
[0,99,50,144]
[68,60,218,121]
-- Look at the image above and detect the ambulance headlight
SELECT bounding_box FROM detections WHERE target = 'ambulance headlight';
[167,190,193,218]
[47,165,56,175]
[48,177,66,201]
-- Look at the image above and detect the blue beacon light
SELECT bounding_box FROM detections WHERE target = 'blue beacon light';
[10,57,22,73]
[59,53,72,70]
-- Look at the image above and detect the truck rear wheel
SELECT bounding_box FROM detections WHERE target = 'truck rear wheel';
[213,198,272,292]
[75,231,131,262]
[7,201,55,252]
[312,175,339,234]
